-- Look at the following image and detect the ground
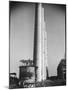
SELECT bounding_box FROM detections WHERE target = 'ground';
[9,79,66,89]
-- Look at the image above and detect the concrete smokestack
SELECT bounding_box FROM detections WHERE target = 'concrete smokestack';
[33,3,48,82]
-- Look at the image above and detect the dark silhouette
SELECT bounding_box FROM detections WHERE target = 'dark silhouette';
[9,73,19,89]
[57,59,66,80]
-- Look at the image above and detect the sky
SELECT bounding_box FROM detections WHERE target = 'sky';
[10,1,66,77]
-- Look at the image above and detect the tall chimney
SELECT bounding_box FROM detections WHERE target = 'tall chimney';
[33,3,48,82]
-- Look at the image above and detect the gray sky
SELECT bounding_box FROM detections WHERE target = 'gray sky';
[10,2,65,77]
